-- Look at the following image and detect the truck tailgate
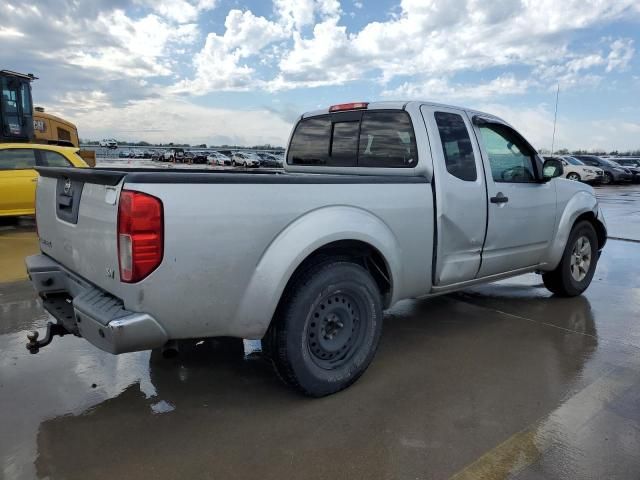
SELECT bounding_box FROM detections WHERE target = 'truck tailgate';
[35,168,125,294]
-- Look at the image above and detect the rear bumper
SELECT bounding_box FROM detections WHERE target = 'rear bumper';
[26,254,168,354]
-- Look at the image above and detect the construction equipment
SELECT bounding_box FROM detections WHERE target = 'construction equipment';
[0,70,36,142]
[1,70,95,166]
[33,107,96,166]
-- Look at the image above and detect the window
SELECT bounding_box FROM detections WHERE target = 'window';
[434,112,477,181]
[479,124,537,183]
[39,150,71,167]
[288,117,331,165]
[358,111,417,167]
[330,121,359,166]
[57,127,72,142]
[287,111,417,168]
[0,149,36,170]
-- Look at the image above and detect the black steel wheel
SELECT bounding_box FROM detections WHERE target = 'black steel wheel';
[267,260,383,397]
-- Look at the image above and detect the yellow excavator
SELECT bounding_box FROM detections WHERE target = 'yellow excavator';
[1,70,96,166]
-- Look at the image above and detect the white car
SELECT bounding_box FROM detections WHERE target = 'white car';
[207,152,231,166]
[561,156,603,183]
[544,156,602,183]
[232,152,261,167]
[99,139,118,149]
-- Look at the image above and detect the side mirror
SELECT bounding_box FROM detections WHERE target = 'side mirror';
[542,158,563,181]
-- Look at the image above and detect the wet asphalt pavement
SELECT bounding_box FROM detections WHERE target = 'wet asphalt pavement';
[1,185,639,480]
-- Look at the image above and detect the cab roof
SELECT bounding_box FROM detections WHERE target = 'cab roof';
[0,143,80,154]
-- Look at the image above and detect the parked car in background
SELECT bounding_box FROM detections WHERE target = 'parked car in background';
[133,150,145,159]
[232,151,261,167]
[257,152,284,168]
[191,151,209,164]
[544,156,602,183]
[118,150,130,159]
[163,148,185,162]
[0,143,88,217]
[573,155,633,184]
[99,139,118,149]
[28,101,607,396]
[207,151,231,165]
[612,158,640,182]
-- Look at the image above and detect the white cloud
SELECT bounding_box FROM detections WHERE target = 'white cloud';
[384,74,533,101]
[0,26,24,37]
[172,9,287,92]
[274,0,341,30]
[607,38,635,72]
[50,96,292,146]
[136,0,217,23]
[64,11,198,77]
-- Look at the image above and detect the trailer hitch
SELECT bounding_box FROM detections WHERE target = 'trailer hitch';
[26,322,70,354]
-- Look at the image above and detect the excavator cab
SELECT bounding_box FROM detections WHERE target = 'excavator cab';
[0,70,36,142]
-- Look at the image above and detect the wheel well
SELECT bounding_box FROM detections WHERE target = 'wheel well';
[575,212,607,249]
[284,240,392,306]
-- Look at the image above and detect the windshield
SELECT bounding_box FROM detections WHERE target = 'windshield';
[565,157,584,166]
[604,159,621,167]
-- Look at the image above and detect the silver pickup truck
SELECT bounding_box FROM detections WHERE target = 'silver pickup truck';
[26,101,607,396]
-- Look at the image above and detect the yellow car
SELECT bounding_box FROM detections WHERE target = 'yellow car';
[0,143,88,217]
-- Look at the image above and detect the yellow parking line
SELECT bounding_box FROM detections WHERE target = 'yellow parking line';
[449,366,638,480]
[0,231,39,283]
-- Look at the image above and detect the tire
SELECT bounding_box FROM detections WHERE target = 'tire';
[542,221,598,297]
[267,261,383,397]
[567,172,581,181]
[602,172,613,185]
[231,160,236,167]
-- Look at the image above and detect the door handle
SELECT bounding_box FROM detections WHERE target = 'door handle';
[31,178,38,183]
[490,193,509,204]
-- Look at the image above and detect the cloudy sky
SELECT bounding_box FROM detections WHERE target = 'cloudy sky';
[1,0,639,150]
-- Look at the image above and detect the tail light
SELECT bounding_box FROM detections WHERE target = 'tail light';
[117,190,163,283]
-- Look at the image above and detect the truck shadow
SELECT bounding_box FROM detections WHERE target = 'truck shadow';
[34,292,598,480]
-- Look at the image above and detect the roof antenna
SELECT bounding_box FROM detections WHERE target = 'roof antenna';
[550,83,560,154]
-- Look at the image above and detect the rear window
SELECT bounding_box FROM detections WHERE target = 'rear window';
[287,110,417,168]
[358,111,417,167]
[287,117,330,165]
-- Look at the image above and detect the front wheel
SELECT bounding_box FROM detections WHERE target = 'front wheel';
[267,261,383,397]
[542,221,598,297]
[602,172,613,185]
[567,172,581,181]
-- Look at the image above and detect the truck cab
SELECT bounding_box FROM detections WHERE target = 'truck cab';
[0,70,36,142]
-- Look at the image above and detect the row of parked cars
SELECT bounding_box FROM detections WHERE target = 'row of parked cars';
[543,155,640,185]
[118,148,285,168]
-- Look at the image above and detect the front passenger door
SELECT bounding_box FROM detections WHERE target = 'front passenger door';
[0,149,38,215]
[474,121,557,277]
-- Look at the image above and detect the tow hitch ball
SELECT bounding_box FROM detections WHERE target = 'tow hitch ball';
[26,322,70,354]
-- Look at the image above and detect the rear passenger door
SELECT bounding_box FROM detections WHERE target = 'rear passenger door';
[0,148,38,215]
[420,105,487,285]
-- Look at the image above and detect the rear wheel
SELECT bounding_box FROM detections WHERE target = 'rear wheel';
[267,261,383,397]
[542,221,598,297]
[567,172,581,181]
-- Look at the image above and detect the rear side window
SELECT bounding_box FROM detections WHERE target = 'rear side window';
[287,117,330,165]
[288,110,417,168]
[434,112,477,181]
[39,150,72,167]
[358,111,417,167]
[0,149,36,170]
